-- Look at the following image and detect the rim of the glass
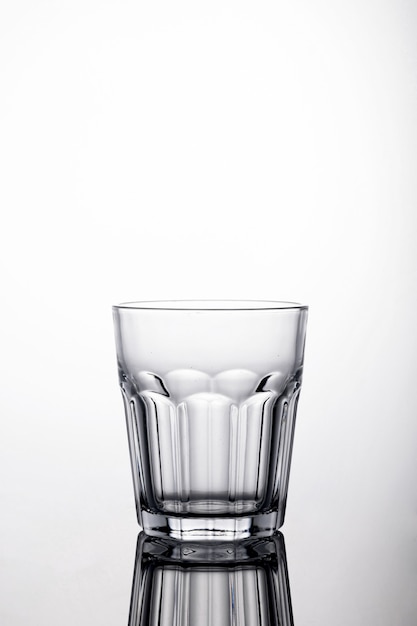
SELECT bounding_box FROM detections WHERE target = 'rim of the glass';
[113,299,308,311]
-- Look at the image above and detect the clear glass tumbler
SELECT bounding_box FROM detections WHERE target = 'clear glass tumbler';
[113,300,308,540]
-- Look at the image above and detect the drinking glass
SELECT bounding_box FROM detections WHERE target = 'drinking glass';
[113,300,308,540]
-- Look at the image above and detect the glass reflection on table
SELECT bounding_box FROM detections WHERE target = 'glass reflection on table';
[128,532,293,626]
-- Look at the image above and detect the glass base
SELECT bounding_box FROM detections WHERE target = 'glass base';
[141,509,281,541]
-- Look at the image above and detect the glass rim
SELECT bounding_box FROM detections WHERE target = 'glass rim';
[112,299,308,311]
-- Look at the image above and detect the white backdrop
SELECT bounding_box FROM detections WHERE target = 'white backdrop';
[0,1,416,625]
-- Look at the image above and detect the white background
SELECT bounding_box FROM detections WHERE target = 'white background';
[0,1,416,624]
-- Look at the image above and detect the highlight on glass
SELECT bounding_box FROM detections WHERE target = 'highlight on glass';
[113,300,308,540]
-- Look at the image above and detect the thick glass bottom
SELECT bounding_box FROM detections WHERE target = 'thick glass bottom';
[141,509,282,541]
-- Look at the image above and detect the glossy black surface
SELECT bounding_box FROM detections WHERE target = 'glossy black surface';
[2,504,416,625]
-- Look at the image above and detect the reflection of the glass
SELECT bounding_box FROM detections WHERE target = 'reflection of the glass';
[128,532,293,626]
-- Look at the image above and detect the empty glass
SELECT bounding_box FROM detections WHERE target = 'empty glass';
[113,300,308,540]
